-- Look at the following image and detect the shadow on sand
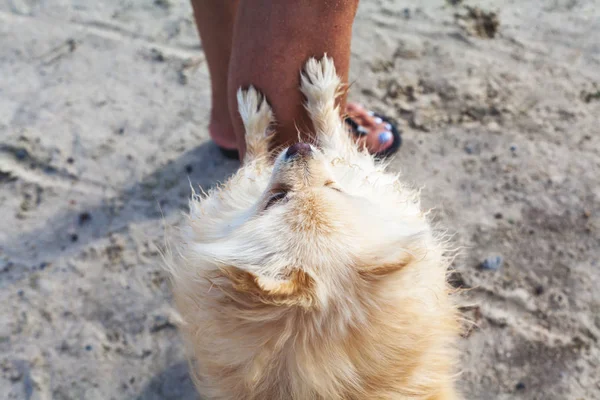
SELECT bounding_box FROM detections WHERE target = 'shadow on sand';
[135,360,198,400]
[1,141,238,286]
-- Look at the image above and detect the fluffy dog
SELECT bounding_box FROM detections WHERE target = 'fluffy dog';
[167,56,460,399]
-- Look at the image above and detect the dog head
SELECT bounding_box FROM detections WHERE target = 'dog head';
[183,140,439,312]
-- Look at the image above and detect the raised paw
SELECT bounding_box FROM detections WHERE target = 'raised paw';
[236,86,275,162]
[300,56,341,105]
[300,56,347,148]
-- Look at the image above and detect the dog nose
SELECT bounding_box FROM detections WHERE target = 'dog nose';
[285,143,312,159]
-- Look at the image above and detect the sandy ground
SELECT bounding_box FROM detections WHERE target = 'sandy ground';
[1,0,599,399]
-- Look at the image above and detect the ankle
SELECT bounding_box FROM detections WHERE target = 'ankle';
[209,112,237,150]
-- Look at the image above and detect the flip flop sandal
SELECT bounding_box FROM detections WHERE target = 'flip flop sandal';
[345,112,402,159]
[218,146,240,160]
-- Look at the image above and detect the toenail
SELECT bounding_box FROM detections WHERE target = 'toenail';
[378,131,393,144]
[367,110,375,116]
[374,117,383,124]
[357,125,368,134]
[385,123,392,131]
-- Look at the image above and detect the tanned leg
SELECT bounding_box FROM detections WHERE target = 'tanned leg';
[228,0,359,160]
[190,0,240,151]
[191,0,396,161]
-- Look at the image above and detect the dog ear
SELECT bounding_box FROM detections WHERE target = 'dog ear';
[218,266,317,308]
[358,250,415,280]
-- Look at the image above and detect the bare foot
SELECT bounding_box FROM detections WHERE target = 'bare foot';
[345,102,397,155]
[209,101,399,158]
[208,110,237,151]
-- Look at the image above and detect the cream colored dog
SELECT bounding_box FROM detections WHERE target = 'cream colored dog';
[167,56,460,400]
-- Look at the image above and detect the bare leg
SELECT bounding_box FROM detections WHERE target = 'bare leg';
[191,0,239,151]
[228,0,359,160]
[192,0,396,161]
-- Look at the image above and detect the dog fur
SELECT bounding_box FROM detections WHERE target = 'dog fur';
[166,56,460,400]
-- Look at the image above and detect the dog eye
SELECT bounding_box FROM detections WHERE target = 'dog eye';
[265,192,287,209]
[324,181,343,193]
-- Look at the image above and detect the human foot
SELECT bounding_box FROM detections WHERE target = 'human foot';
[344,103,401,158]
[208,112,238,159]
[211,102,401,160]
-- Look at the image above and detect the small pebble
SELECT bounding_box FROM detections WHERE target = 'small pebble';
[70,233,79,242]
[1,261,14,273]
[464,144,474,154]
[185,164,193,174]
[480,255,503,270]
[150,315,176,333]
[154,0,171,9]
[78,212,92,225]
[85,345,92,351]
[515,382,526,391]
[510,144,517,152]
[66,38,77,52]
[178,71,188,85]
[583,209,591,218]
[15,149,28,160]
[17,290,24,297]
[494,212,503,219]
[403,8,411,19]
[39,262,49,270]
[149,48,165,62]
[8,368,22,382]
[2,361,23,382]
[66,157,74,164]
[534,285,545,296]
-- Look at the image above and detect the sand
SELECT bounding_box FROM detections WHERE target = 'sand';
[1,0,599,399]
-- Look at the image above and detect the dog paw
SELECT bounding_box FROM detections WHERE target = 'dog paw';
[237,86,274,137]
[237,86,274,160]
[300,55,341,105]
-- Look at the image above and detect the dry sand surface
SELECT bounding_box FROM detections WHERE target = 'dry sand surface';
[1,0,599,399]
